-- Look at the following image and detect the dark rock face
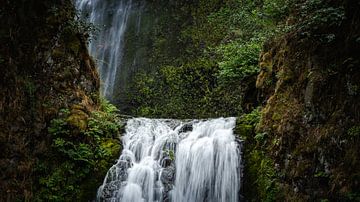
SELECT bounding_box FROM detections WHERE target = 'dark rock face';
[0,0,100,200]
[254,0,360,200]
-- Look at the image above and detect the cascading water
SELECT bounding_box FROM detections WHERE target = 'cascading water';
[97,117,243,202]
[75,0,135,100]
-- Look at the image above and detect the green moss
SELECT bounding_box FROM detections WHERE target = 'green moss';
[347,126,360,138]
[66,108,89,131]
[67,38,81,54]
[248,150,279,201]
[236,108,281,201]
[235,108,261,139]
[346,192,360,201]
[52,48,64,59]
[271,112,282,121]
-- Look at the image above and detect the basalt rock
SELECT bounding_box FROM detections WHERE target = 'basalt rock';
[254,0,360,200]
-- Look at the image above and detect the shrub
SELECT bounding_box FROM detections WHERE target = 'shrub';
[34,99,122,201]
[217,41,261,83]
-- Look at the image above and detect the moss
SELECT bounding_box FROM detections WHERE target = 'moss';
[253,0,360,199]
[276,68,294,82]
[347,126,360,138]
[52,48,64,59]
[67,37,81,54]
[247,150,280,201]
[66,105,89,131]
[235,108,282,201]
[235,108,261,139]
[257,51,274,89]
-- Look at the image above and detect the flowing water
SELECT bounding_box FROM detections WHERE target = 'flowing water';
[75,0,136,100]
[97,118,242,202]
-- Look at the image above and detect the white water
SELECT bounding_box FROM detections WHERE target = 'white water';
[75,0,134,99]
[97,117,242,202]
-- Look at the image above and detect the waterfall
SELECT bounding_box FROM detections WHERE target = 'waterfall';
[75,2,243,201]
[97,117,243,202]
[75,0,136,100]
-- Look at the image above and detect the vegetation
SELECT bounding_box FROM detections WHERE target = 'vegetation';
[128,0,290,118]
[235,108,281,201]
[34,99,122,201]
[1,0,359,201]
[0,1,120,200]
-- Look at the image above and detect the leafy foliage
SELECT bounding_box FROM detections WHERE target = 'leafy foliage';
[130,59,217,118]
[34,99,122,201]
[128,0,289,118]
[216,41,261,83]
[286,0,346,42]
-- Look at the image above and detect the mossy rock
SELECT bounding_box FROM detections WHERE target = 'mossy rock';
[66,105,89,130]
[67,39,81,55]
[52,48,64,59]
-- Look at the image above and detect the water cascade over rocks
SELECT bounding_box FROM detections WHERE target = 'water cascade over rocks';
[97,118,243,202]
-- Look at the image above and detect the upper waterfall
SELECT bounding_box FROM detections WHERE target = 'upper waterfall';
[76,0,142,101]
[97,117,242,202]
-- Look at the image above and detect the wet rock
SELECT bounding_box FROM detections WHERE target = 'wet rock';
[160,163,176,201]
[178,122,193,133]
[98,180,124,201]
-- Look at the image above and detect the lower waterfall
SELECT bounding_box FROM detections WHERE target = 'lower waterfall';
[97,117,242,202]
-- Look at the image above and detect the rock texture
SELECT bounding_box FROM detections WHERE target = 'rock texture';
[256,0,360,200]
[0,0,100,200]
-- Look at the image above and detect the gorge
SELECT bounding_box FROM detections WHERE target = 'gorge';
[0,0,359,201]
